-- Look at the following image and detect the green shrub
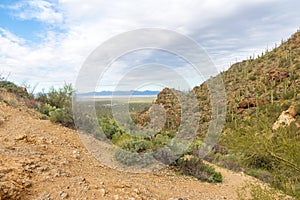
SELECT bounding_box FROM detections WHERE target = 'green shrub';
[281,101,292,110]
[222,107,300,198]
[0,81,28,98]
[237,183,286,200]
[246,169,272,183]
[114,148,154,167]
[47,85,73,108]
[176,156,222,183]
[24,99,39,109]
[36,84,74,128]
[99,118,126,140]
[205,152,243,172]
[290,73,299,80]
[36,90,48,104]
[38,103,56,115]
[244,153,276,170]
[249,76,257,81]
[185,140,203,154]
[48,107,73,127]
[254,71,261,76]
[294,103,300,115]
[283,90,295,100]
[40,114,48,120]
[152,134,170,149]
[120,139,152,153]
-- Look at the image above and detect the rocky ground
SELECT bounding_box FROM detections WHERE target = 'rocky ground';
[0,102,288,200]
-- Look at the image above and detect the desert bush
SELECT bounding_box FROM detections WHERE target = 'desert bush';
[249,75,257,81]
[222,106,300,197]
[185,140,203,155]
[237,183,287,200]
[294,103,300,115]
[246,169,272,183]
[38,103,56,115]
[36,89,48,104]
[205,151,243,172]
[25,99,40,109]
[290,73,299,80]
[283,90,295,100]
[176,156,222,183]
[47,84,73,109]
[49,108,74,127]
[114,148,153,167]
[120,139,152,153]
[281,101,292,110]
[36,83,74,128]
[99,118,125,139]
[98,117,192,167]
[151,134,170,149]
[0,81,28,98]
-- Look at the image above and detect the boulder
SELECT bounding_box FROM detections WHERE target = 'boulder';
[238,98,265,109]
[272,106,296,130]
[266,70,288,84]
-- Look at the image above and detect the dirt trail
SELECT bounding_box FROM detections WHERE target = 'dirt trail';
[0,102,268,199]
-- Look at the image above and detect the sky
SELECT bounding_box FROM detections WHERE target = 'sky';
[0,0,300,92]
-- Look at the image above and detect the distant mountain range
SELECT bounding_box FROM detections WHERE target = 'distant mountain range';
[78,90,160,96]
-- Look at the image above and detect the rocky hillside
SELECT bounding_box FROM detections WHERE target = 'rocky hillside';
[136,30,300,198]
[148,30,300,136]
[221,30,300,116]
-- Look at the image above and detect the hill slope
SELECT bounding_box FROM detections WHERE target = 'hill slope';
[143,30,300,198]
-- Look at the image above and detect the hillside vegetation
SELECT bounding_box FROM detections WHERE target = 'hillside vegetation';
[142,30,300,198]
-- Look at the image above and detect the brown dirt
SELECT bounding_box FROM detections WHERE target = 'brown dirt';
[0,102,283,200]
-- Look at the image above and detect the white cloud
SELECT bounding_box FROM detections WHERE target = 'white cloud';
[7,0,63,24]
[0,28,25,44]
[1,0,300,91]
[0,28,76,90]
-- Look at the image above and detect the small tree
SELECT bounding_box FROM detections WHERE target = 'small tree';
[36,83,75,128]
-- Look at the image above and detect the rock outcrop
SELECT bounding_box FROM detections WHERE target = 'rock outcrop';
[272,106,296,130]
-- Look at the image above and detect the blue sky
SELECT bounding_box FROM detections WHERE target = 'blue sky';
[0,0,300,92]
